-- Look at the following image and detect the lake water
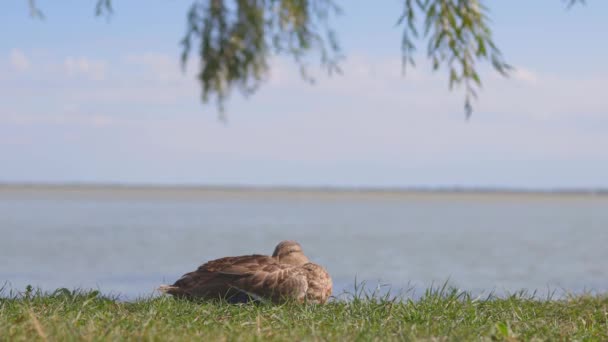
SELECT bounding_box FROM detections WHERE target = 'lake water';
[1,185,607,300]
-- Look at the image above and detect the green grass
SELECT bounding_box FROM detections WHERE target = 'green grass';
[1,285,607,341]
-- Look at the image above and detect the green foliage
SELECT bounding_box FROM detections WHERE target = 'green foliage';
[399,0,511,118]
[95,0,112,16]
[1,286,607,340]
[180,0,342,118]
[565,0,586,8]
[26,0,587,119]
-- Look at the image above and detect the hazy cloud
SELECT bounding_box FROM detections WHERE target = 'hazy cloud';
[124,52,195,82]
[0,112,117,127]
[1,51,607,187]
[64,56,107,80]
[512,67,539,84]
[9,49,30,71]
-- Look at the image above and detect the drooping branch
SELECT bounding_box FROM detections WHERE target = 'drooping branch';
[180,0,342,117]
[399,0,511,118]
[95,0,113,16]
[27,0,44,19]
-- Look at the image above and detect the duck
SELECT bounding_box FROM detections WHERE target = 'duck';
[159,240,332,304]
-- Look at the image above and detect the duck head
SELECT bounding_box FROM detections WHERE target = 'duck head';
[272,240,310,266]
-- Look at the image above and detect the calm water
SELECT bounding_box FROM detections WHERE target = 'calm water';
[1,186,607,299]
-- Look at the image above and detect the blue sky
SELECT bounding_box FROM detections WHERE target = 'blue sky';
[1,0,607,188]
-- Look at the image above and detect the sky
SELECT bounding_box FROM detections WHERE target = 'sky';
[1,0,607,189]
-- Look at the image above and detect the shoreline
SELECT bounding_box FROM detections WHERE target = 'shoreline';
[1,182,607,200]
[0,182,608,196]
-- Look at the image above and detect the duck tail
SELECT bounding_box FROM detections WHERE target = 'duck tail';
[158,284,179,295]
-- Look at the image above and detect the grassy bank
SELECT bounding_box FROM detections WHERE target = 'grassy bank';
[1,287,606,341]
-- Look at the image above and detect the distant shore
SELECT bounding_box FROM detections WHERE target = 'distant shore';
[1,182,607,200]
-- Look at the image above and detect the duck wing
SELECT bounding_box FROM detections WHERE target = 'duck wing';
[224,262,332,303]
[162,254,273,300]
[223,262,309,303]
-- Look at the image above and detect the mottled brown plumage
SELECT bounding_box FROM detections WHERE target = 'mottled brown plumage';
[159,241,332,304]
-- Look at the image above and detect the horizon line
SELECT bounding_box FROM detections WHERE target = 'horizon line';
[1,182,607,195]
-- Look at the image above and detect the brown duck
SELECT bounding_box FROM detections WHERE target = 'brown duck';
[159,241,332,304]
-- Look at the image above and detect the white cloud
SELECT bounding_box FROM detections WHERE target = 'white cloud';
[124,53,184,82]
[3,52,605,123]
[64,56,107,80]
[512,67,539,84]
[0,112,117,127]
[2,53,607,166]
[9,49,30,71]
[479,69,607,120]
[267,57,606,121]
[268,55,429,88]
